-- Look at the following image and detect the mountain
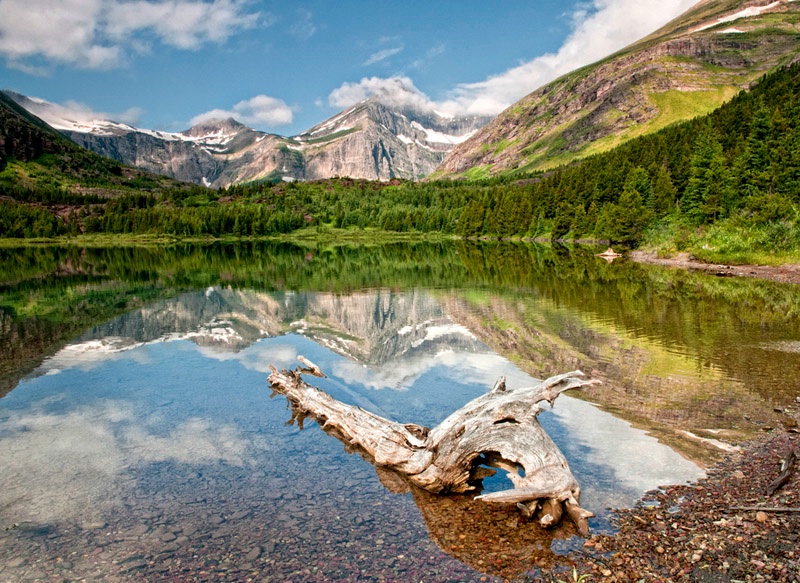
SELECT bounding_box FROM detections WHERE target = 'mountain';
[289,100,489,182]
[4,92,489,187]
[0,91,189,195]
[435,0,800,179]
[36,288,489,391]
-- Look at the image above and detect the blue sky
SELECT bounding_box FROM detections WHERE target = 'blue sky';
[0,0,697,136]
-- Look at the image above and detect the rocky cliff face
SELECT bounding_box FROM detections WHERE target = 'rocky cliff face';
[4,92,489,187]
[435,0,800,178]
[293,100,490,181]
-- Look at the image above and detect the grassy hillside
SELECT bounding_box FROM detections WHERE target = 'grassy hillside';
[434,0,800,179]
[0,93,204,237]
[0,92,194,196]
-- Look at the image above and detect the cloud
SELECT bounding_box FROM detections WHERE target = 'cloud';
[328,75,437,111]
[191,94,295,128]
[364,46,404,66]
[332,350,531,392]
[19,96,145,128]
[192,341,298,373]
[0,0,264,70]
[290,8,317,41]
[410,42,445,70]
[436,0,698,116]
[327,0,696,117]
[0,400,253,523]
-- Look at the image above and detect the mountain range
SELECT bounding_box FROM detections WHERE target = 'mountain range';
[3,0,800,187]
[4,91,489,188]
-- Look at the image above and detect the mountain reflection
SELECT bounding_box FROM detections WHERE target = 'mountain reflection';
[3,287,704,525]
[4,241,799,581]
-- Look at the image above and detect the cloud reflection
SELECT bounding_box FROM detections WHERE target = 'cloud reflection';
[549,396,704,503]
[35,334,299,378]
[332,348,535,391]
[0,399,254,525]
[192,340,298,373]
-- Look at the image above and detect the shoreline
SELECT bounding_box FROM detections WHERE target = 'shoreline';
[564,392,799,582]
[571,428,798,581]
[570,250,800,580]
[630,250,800,285]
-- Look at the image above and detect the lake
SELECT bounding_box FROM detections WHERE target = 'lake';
[1,241,799,582]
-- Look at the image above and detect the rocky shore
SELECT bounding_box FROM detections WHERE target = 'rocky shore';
[571,424,799,581]
[630,251,800,286]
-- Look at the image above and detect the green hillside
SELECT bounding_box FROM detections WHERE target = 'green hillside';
[434,0,800,179]
[0,93,203,237]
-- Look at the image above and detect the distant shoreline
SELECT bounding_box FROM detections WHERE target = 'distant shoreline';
[630,250,800,285]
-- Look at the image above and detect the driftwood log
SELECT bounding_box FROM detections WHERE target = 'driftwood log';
[268,357,598,535]
[765,448,797,496]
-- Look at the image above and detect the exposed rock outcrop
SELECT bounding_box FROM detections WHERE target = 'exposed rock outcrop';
[294,100,490,181]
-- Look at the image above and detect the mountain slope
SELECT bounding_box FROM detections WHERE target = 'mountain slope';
[0,92,187,195]
[435,0,800,179]
[5,92,489,187]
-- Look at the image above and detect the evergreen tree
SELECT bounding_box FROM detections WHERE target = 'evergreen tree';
[681,126,729,224]
[650,165,679,217]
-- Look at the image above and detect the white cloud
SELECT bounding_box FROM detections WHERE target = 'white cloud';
[0,0,263,70]
[192,341,298,373]
[290,8,317,41]
[327,0,697,117]
[364,46,404,66]
[410,42,445,70]
[19,95,144,128]
[0,400,253,523]
[191,94,295,128]
[436,0,698,116]
[328,75,436,111]
[332,350,532,392]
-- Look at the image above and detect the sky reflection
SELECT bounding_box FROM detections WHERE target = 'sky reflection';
[0,287,706,581]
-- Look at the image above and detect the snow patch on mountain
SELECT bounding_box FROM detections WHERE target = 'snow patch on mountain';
[694,1,784,32]
[411,121,476,145]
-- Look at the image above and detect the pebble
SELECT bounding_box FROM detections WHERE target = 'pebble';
[121,559,148,573]
[126,524,149,537]
[245,546,262,561]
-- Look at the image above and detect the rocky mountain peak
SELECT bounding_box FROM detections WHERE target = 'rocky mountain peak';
[5,87,491,185]
[182,117,249,139]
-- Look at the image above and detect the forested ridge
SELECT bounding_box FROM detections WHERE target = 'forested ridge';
[2,62,800,259]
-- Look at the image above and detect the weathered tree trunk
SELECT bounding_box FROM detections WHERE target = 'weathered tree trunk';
[268,356,597,535]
